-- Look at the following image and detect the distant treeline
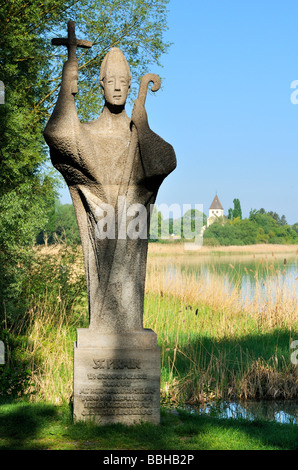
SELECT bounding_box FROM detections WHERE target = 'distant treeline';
[36,200,81,246]
[203,209,298,246]
[36,203,207,245]
[36,201,298,246]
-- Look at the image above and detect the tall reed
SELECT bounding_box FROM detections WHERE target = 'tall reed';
[3,245,88,404]
[144,246,298,405]
[3,244,296,405]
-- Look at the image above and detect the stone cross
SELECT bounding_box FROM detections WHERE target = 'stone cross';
[52,20,93,60]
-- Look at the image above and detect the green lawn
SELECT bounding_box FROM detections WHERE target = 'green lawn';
[0,401,297,450]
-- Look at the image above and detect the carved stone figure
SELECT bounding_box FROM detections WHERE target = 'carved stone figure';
[44,22,176,335]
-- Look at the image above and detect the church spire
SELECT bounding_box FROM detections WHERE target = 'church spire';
[209,194,223,210]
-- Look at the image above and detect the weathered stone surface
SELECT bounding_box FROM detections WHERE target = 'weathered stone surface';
[44,22,176,424]
[76,328,158,349]
[44,44,176,333]
[73,330,160,425]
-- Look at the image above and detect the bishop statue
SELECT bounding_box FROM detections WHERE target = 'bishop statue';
[44,22,176,334]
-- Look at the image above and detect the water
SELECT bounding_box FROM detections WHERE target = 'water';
[176,252,298,301]
[180,253,297,284]
[159,250,298,425]
[186,400,298,425]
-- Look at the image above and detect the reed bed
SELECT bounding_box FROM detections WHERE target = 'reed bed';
[145,255,298,330]
[16,303,83,404]
[144,245,298,405]
[148,243,298,256]
[4,243,297,406]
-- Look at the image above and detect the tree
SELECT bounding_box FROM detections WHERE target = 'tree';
[266,211,288,226]
[1,0,171,221]
[0,0,171,323]
[36,200,81,245]
[280,215,287,226]
[233,198,242,219]
[149,206,163,241]
[37,0,171,121]
[204,218,258,246]
[181,209,206,239]
[228,198,242,220]
[204,208,298,246]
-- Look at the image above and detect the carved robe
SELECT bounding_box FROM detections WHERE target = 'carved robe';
[44,87,176,333]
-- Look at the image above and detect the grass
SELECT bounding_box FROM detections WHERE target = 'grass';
[0,400,297,450]
[144,245,297,404]
[1,243,297,406]
[0,243,297,450]
[144,292,297,405]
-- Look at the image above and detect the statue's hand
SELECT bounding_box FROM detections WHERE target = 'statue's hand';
[131,99,149,131]
[62,60,79,95]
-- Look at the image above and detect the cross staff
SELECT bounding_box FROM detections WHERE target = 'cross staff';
[115,74,161,238]
[52,20,93,61]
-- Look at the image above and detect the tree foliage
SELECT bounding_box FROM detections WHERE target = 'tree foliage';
[37,200,81,245]
[228,198,242,220]
[204,208,298,246]
[148,208,206,242]
[0,0,171,239]
[30,0,171,121]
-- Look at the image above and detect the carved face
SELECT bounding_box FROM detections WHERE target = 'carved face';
[101,63,130,107]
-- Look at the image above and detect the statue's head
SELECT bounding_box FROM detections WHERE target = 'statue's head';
[100,48,131,107]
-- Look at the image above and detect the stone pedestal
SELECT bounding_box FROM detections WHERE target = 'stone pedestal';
[73,328,160,425]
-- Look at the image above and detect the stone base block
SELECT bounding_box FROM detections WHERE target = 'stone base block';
[73,328,160,425]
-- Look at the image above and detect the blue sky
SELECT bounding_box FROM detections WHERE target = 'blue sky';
[60,0,298,224]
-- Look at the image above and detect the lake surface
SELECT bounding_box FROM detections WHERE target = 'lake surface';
[179,252,298,282]
[186,400,297,425]
[160,250,298,301]
[183,253,297,424]
[148,247,298,424]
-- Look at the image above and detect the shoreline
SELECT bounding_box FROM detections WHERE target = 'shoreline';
[35,242,298,256]
[148,242,298,256]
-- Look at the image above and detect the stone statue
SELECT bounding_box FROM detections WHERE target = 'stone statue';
[44,22,176,336]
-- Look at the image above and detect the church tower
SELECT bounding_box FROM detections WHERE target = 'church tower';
[207,195,224,227]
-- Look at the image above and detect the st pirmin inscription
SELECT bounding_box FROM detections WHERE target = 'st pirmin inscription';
[80,358,155,417]
[44,21,176,425]
[92,358,141,370]
[80,390,155,417]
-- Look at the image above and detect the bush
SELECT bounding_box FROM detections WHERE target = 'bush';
[0,245,86,329]
[203,237,220,247]
[0,245,87,401]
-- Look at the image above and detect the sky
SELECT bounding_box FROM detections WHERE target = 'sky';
[59,0,298,224]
